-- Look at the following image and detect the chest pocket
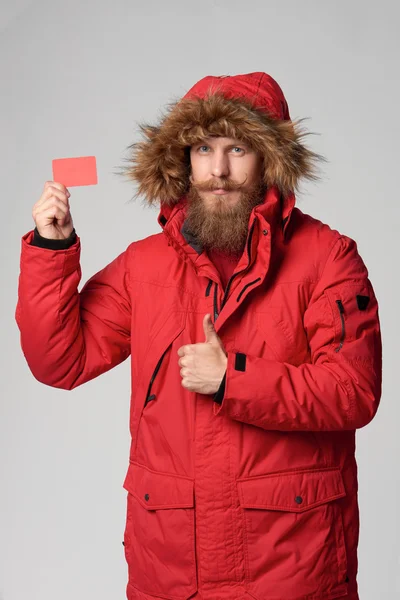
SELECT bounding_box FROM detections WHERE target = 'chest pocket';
[130,310,186,455]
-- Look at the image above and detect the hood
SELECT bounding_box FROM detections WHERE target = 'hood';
[120,72,325,206]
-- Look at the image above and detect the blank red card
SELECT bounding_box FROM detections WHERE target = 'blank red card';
[52,156,98,187]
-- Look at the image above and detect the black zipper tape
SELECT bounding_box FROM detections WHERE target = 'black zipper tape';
[144,347,169,407]
[213,282,219,322]
[205,279,213,297]
[334,299,345,353]
[236,277,262,303]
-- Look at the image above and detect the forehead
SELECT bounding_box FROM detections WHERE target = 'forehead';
[196,136,249,147]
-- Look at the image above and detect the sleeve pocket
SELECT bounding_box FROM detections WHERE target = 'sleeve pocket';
[324,280,377,353]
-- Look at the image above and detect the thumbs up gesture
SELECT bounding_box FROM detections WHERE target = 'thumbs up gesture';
[177,314,228,395]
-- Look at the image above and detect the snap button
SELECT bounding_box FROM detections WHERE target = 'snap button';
[144,493,150,501]
[262,229,268,235]
[295,496,303,504]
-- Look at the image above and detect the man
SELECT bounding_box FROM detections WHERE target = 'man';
[16,72,382,600]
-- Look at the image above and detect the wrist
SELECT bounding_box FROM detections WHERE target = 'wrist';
[35,226,75,241]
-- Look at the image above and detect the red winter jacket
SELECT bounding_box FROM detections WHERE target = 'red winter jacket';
[16,183,381,600]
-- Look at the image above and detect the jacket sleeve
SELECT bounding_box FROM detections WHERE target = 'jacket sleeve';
[15,230,132,390]
[213,234,382,431]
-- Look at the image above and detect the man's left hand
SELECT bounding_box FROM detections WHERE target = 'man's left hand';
[177,314,227,395]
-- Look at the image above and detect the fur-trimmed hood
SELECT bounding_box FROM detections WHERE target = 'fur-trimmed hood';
[119,72,324,206]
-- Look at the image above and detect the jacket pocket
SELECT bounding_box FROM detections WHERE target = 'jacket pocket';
[123,462,197,600]
[237,467,348,600]
[325,281,373,354]
[131,311,186,452]
[334,300,346,352]
[142,311,186,410]
[144,344,171,408]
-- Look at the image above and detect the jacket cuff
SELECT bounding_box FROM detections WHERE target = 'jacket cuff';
[213,351,248,416]
[31,227,77,250]
[213,372,226,405]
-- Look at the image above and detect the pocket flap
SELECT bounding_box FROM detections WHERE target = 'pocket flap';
[237,467,345,513]
[123,462,194,510]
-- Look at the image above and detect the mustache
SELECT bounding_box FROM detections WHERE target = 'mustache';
[189,175,248,192]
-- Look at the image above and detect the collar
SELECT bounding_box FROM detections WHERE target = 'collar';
[157,185,296,266]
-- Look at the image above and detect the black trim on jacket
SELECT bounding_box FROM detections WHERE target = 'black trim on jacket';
[213,372,226,405]
[31,227,77,250]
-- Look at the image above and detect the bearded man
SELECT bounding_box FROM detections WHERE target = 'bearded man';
[16,72,382,600]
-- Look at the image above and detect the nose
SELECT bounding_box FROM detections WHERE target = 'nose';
[210,148,229,179]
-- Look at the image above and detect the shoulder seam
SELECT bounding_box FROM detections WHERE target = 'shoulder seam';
[317,234,343,286]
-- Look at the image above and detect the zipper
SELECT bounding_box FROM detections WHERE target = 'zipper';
[206,220,256,322]
[144,347,170,407]
[205,279,219,322]
[236,278,262,302]
[334,299,345,352]
[213,282,219,321]
[220,220,256,312]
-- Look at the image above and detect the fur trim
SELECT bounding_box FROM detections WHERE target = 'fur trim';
[118,91,325,206]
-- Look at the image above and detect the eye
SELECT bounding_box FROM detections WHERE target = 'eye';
[231,146,245,154]
[198,145,210,153]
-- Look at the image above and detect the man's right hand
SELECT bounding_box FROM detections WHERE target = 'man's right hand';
[32,181,74,240]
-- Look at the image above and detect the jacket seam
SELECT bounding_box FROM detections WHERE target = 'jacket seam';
[131,277,209,299]
[227,426,242,585]
[124,245,134,309]
[317,234,343,288]
[240,492,346,511]
[59,252,68,329]
[238,466,341,480]
[128,459,194,480]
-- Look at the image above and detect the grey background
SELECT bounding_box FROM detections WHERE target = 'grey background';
[1,1,398,598]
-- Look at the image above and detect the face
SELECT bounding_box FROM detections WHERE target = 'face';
[186,137,266,254]
[189,136,264,207]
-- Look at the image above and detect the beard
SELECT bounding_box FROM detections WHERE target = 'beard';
[185,177,267,255]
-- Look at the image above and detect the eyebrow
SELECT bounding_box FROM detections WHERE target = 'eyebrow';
[195,139,250,149]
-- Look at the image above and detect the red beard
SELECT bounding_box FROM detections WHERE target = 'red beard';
[185,180,267,254]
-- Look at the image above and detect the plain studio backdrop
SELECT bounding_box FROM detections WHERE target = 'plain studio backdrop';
[1,1,398,598]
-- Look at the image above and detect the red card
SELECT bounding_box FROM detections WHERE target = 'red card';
[52,156,98,187]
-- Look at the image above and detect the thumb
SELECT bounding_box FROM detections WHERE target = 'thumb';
[203,313,220,345]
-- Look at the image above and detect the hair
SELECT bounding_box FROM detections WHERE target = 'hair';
[116,90,326,206]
